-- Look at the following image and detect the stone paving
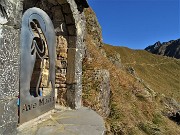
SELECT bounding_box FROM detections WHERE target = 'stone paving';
[17,107,105,135]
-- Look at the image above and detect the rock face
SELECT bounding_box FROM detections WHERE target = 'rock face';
[82,7,111,118]
[82,68,110,117]
[84,8,103,47]
[145,39,180,59]
[93,69,110,117]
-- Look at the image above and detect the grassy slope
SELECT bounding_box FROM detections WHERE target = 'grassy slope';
[82,36,180,134]
[103,44,180,102]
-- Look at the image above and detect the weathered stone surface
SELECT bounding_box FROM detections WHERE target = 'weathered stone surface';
[51,6,64,22]
[108,53,122,68]
[67,25,76,35]
[65,14,75,24]
[0,25,20,99]
[66,83,76,108]
[84,8,103,47]
[59,84,67,88]
[0,0,23,27]
[44,59,49,69]
[66,48,76,84]
[56,74,66,84]
[34,1,53,19]
[42,88,52,96]
[55,60,62,69]
[57,88,67,105]
[56,36,68,58]
[57,36,68,48]
[68,36,76,48]
[56,0,68,5]
[56,72,66,78]
[54,22,67,36]
[55,83,60,88]
[82,69,110,117]
[60,48,68,53]
[41,69,49,87]
[58,52,68,58]
[62,4,71,13]
[47,0,58,5]
[0,1,21,132]
[23,0,40,11]
[0,99,18,135]
[17,107,105,135]
[93,69,110,117]
[56,69,67,76]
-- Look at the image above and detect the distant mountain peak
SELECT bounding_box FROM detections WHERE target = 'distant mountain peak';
[145,39,180,59]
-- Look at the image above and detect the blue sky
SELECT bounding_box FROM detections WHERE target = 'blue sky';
[88,0,180,49]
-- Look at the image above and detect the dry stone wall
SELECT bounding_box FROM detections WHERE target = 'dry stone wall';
[56,36,68,105]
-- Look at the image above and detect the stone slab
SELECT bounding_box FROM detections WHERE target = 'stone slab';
[17,107,105,135]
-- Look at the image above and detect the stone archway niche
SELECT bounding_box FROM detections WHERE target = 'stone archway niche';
[22,0,88,109]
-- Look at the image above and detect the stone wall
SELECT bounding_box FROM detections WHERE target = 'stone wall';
[56,36,68,105]
[0,0,23,134]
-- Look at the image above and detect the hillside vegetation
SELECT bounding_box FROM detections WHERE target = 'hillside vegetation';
[82,8,180,134]
[104,45,180,102]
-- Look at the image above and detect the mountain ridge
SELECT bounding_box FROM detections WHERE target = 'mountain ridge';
[145,39,180,59]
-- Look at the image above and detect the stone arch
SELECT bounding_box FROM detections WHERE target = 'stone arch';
[22,0,88,109]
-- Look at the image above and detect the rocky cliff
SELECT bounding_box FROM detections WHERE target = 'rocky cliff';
[145,39,180,59]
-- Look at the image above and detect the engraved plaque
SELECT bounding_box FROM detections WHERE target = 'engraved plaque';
[19,7,56,124]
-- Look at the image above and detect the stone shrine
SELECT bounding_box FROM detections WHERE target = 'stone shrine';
[0,0,88,134]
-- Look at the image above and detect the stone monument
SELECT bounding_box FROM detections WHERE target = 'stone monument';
[0,0,88,134]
